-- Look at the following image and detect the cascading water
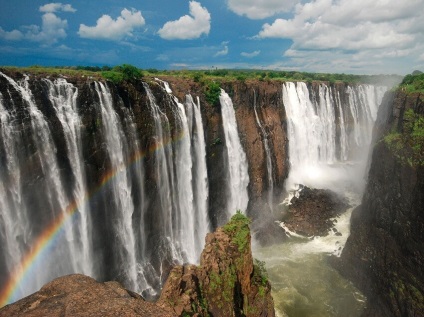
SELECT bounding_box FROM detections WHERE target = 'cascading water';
[93,82,140,291]
[0,73,84,301]
[253,90,274,212]
[184,94,210,254]
[282,82,385,194]
[44,78,93,277]
[0,91,30,281]
[257,82,387,316]
[219,89,249,218]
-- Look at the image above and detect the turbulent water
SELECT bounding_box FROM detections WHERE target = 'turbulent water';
[0,73,386,313]
[254,194,366,317]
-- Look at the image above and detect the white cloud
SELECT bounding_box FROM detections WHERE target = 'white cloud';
[78,9,145,41]
[158,1,210,40]
[39,3,76,13]
[256,0,424,74]
[241,50,260,58]
[215,42,229,57]
[227,0,298,19]
[0,28,23,41]
[258,0,423,50]
[0,8,72,45]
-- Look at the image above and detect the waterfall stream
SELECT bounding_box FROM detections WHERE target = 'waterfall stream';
[253,90,274,212]
[219,89,250,218]
[283,82,385,194]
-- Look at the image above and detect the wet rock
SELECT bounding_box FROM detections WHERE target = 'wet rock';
[282,186,350,237]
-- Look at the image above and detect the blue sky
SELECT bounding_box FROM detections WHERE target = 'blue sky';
[0,0,423,74]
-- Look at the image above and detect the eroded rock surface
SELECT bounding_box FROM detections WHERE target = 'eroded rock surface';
[159,212,275,317]
[0,274,176,317]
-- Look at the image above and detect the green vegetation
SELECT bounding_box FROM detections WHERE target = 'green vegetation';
[399,70,424,93]
[222,210,251,253]
[102,64,143,83]
[204,81,221,106]
[384,108,424,166]
[1,65,403,87]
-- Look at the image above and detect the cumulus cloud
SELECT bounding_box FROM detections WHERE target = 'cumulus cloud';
[256,0,424,73]
[241,50,260,58]
[78,9,145,41]
[158,1,210,40]
[39,3,76,13]
[258,0,422,50]
[0,28,23,41]
[0,3,74,45]
[215,42,229,57]
[227,0,298,19]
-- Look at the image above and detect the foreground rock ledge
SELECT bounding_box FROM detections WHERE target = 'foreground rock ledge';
[0,213,274,317]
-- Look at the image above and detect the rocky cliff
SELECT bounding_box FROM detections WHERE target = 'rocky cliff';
[0,213,274,317]
[335,90,424,316]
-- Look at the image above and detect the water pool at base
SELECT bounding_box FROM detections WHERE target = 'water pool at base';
[254,201,366,317]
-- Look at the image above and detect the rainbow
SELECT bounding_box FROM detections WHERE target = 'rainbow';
[0,129,186,307]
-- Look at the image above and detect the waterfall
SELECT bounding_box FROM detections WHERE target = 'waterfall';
[0,91,30,280]
[0,73,82,299]
[44,78,93,276]
[172,95,197,263]
[93,82,138,291]
[154,79,210,262]
[253,90,274,212]
[185,95,210,254]
[283,82,386,194]
[219,89,249,218]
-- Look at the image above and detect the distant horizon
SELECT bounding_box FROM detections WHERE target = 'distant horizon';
[1,1,423,75]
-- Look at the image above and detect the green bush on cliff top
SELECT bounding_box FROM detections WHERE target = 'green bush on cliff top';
[223,210,251,253]
[400,71,424,93]
[102,64,143,83]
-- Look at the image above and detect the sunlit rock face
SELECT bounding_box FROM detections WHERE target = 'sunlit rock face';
[335,90,424,316]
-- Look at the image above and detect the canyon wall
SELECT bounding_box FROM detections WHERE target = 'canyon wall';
[336,90,424,316]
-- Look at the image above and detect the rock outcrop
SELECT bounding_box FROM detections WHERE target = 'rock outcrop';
[0,213,274,317]
[334,90,424,316]
[0,274,176,317]
[158,212,275,317]
[282,186,349,237]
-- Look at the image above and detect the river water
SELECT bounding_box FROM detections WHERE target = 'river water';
[254,194,366,317]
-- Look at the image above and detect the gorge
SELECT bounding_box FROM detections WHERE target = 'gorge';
[0,68,421,316]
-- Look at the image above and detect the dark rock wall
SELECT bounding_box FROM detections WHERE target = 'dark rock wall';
[336,91,424,316]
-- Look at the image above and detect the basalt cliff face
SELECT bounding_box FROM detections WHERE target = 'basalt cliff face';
[336,90,424,316]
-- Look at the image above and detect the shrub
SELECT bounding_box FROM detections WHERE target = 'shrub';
[204,81,221,106]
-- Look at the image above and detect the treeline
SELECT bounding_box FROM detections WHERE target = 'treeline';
[23,64,403,86]
[400,70,424,93]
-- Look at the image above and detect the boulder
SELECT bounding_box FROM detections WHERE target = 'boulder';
[282,186,349,237]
